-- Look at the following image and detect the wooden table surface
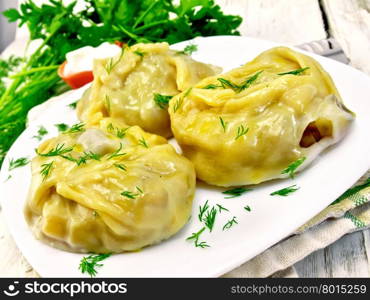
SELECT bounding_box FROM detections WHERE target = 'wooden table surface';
[0,0,369,277]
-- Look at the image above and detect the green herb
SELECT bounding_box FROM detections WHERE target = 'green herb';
[0,55,23,95]
[36,143,73,157]
[0,0,242,167]
[121,190,138,199]
[64,122,85,134]
[202,83,220,89]
[223,216,238,230]
[81,151,101,161]
[238,70,263,91]
[173,88,192,113]
[79,253,111,277]
[68,101,78,109]
[217,78,239,91]
[281,157,306,179]
[153,93,173,109]
[104,48,125,74]
[235,125,249,140]
[198,200,209,222]
[244,205,251,212]
[178,44,198,55]
[216,204,229,213]
[9,157,29,171]
[203,207,217,232]
[219,117,228,132]
[54,123,69,132]
[108,143,126,160]
[186,227,210,248]
[107,123,129,139]
[133,49,145,58]
[105,95,111,114]
[270,184,299,196]
[136,186,143,194]
[278,67,310,76]
[138,137,148,148]
[40,161,53,181]
[222,187,252,199]
[33,126,48,141]
[114,163,127,171]
[92,211,99,217]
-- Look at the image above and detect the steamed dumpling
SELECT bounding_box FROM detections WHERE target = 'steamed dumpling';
[77,42,221,138]
[25,118,195,253]
[169,47,355,187]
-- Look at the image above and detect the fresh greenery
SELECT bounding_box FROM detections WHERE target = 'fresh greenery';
[216,204,229,213]
[177,44,198,55]
[40,161,53,181]
[198,200,210,222]
[222,187,252,198]
[186,227,210,248]
[153,93,173,109]
[36,143,73,157]
[114,163,127,171]
[219,117,228,132]
[121,190,138,199]
[0,56,23,95]
[68,101,78,109]
[203,206,217,232]
[64,122,85,134]
[173,87,192,113]
[133,49,145,58]
[244,205,251,212]
[54,123,69,132]
[270,184,299,196]
[222,216,238,230]
[32,126,48,141]
[281,157,306,179]
[79,253,111,277]
[107,123,129,139]
[278,67,310,76]
[8,157,29,171]
[235,124,249,140]
[107,143,126,159]
[215,71,263,93]
[1,0,242,167]
[138,137,149,148]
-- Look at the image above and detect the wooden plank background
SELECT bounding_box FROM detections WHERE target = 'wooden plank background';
[0,0,369,277]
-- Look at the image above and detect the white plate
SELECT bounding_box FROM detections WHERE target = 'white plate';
[1,36,370,277]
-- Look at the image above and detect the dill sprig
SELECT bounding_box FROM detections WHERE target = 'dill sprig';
[54,123,69,132]
[278,67,310,76]
[153,93,173,109]
[219,117,228,132]
[203,207,217,232]
[33,126,48,141]
[223,216,238,231]
[104,48,125,74]
[108,143,126,159]
[136,186,144,194]
[68,101,78,109]
[177,44,198,56]
[244,205,251,212]
[222,187,252,199]
[114,163,127,171]
[79,253,111,277]
[107,123,129,139]
[173,88,192,113]
[198,200,209,222]
[121,190,138,199]
[281,157,306,179]
[9,157,29,171]
[217,71,262,93]
[133,49,145,58]
[235,124,249,140]
[202,83,220,89]
[138,137,148,148]
[36,143,73,157]
[40,161,53,181]
[216,204,229,213]
[186,227,209,248]
[64,122,85,134]
[270,184,299,196]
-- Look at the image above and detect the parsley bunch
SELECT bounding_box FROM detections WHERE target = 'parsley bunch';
[0,0,242,167]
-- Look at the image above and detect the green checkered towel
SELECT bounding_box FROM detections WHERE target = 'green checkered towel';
[224,171,370,278]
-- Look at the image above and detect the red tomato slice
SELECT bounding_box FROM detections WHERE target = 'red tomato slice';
[58,61,94,89]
